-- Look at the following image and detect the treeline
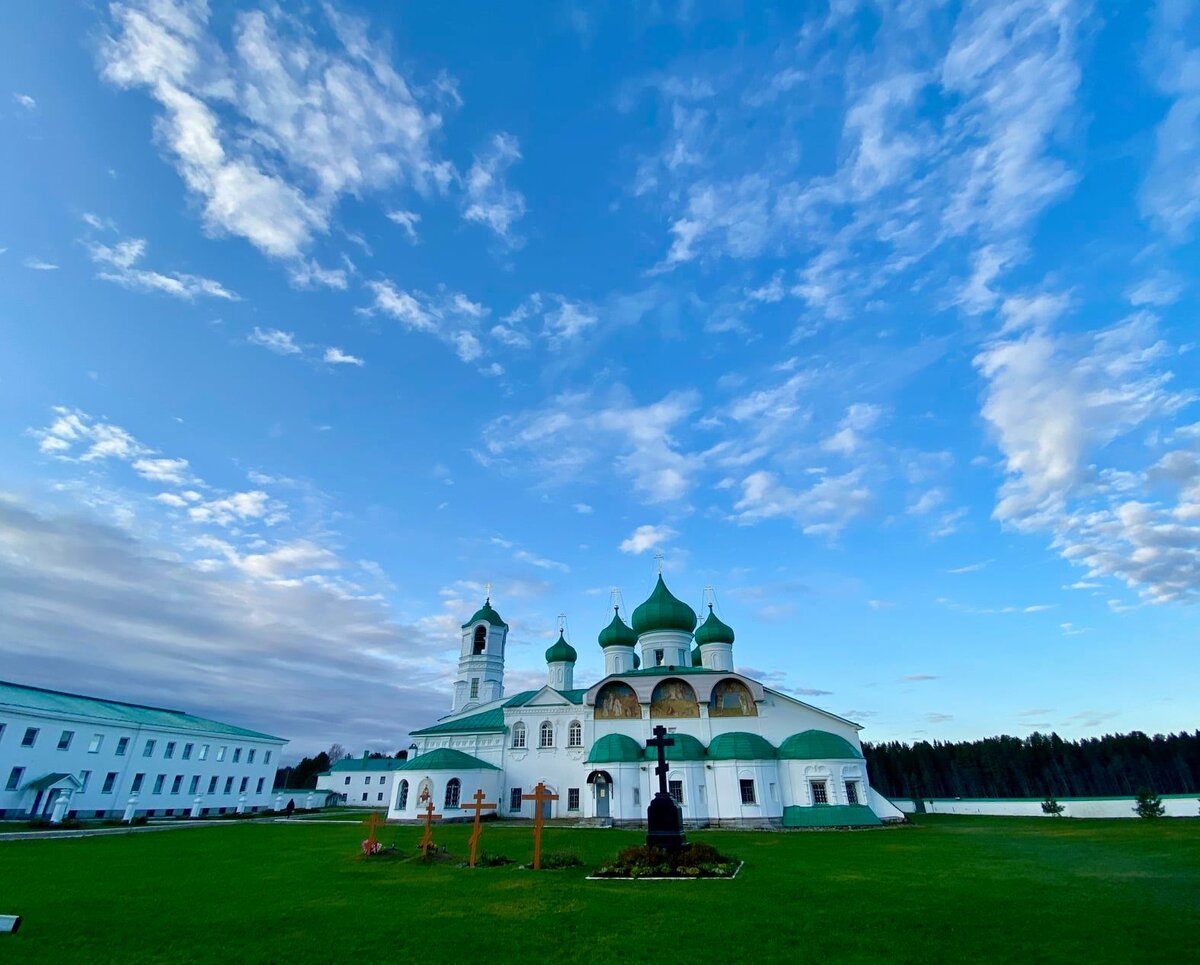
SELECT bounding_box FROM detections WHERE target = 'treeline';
[863,731,1200,800]
[272,744,409,790]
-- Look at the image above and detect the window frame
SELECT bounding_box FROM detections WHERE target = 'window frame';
[538,720,554,748]
[131,773,146,794]
[102,772,118,794]
[21,727,39,748]
[164,741,176,759]
[57,730,74,751]
[739,778,757,805]
[171,775,183,795]
[811,780,829,805]
[567,787,580,811]
[115,737,129,756]
[845,781,859,805]
[142,739,156,758]
[397,779,410,810]
[668,779,684,805]
[153,774,165,795]
[567,720,582,748]
[88,733,104,754]
[79,769,92,792]
[182,743,193,760]
[444,778,462,809]
[511,722,527,749]
[509,787,523,811]
[5,767,24,791]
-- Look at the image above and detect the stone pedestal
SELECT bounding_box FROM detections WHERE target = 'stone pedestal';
[646,792,687,851]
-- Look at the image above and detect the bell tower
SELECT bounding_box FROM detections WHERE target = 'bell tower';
[453,593,508,714]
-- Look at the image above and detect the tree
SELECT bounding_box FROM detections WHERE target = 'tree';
[1134,788,1165,819]
[1041,795,1065,816]
[326,743,348,762]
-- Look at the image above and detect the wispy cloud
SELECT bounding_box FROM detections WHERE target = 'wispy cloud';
[248,327,302,356]
[87,234,237,300]
[619,524,677,554]
[462,133,527,246]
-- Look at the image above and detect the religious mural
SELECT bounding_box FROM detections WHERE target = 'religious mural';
[709,679,757,717]
[594,681,641,719]
[649,678,700,718]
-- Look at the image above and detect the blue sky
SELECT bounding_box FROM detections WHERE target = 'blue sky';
[1,1,1198,756]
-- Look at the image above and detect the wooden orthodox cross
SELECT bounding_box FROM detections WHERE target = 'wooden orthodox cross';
[362,811,383,853]
[463,789,497,868]
[521,782,559,869]
[647,724,675,797]
[417,787,442,856]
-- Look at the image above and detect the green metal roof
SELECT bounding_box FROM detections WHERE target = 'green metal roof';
[586,733,644,763]
[598,608,637,649]
[502,688,585,707]
[690,646,703,667]
[0,679,285,742]
[779,730,862,760]
[394,748,500,772]
[325,757,411,772]
[782,805,880,828]
[707,731,777,760]
[643,733,706,762]
[461,599,508,629]
[693,604,735,646]
[411,707,507,736]
[631,575,697,636]
[544,631,578,664]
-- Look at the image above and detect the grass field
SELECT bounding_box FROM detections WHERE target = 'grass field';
[1,815,1196,963]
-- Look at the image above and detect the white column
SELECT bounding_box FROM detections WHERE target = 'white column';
[190,796,203,818]
[122,794,139,823]
[50,791,71,825]
[273,792,284,811]
[236,794,247,814]
[304,793,315,809]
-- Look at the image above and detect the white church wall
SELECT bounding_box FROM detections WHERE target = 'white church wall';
[905,795,1200,819]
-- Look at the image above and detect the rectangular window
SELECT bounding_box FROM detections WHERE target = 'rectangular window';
[79,770,91,792]
[845,781,859,805]
[115,737,129,756]
[0,723,5,743]
[57,730,74,750]
[567,788,580,811]
[102,772,117,794]
[217,746,227,762]
[470,678,480,699]
[811,781,828,805]
[365,776,371,785]
[199,744,209,761]
[171,775,183,795]
[182,743,193,760]
[207,776,218,795]
[131,773,145,794]
[361,793,368,802]
[344,776,351,785]
[668,780,684,805]
[247,749,255,764]
[654,649,665,667]
[378,793,384,801]
[239,778,248,793]
[379,776,387,784]
[22,727,39,747]
[256,778,264,794]
[88,733,104,754]
[510,787,523,811]
[153,774,165,795]
[165,742,176,759]
[739,779,757,805]
[698,784,707,804]
[224,777,233,795]
[264,751,272,764]
[233,748,242,763]
[143,739,156,758]
[5,767,23,790]
[189,776,199,795]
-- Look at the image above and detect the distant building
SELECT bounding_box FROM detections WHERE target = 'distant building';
[387,577,906,828]
[315,755,410,807]
[0,679,286,821]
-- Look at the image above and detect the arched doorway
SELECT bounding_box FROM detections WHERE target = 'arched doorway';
[587,769,614,818]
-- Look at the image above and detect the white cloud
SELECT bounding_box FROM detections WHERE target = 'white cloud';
[24,258,59,271]
[732,469,871,537]
[619,524,677,554]
[323,347,364,367]
[573,503,593,514]
[99,2,449,260]
[187,490,275,527]
[1127,271,1184,307]
[32,407,147,462]
[248,327,301,356]
[87,236,237,300]
[131,457,191,484]
[13,92,36,110]
[387,209,421,243]
[821,403,884,456]
[287,260,348,291]
[454,331,482,363]
[365,282,490,365]
[462,132,526,245]
[543,299,598,347]
[238,539,338,580]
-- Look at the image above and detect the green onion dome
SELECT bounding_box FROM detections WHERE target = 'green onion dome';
[631,575,697,636]
[544,631,577,664]
[693,604,734,647]
[461,599,508,629]
[633,653,641,669]
[597,607,638,649]
[691,645,703,667]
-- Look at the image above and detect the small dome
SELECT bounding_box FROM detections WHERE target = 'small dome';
[779,730,862,760]
[694,604,734,647]
[633,653,641,669]
[461,599,508,630]
[598,608,637,649]
[707,732,777,760]
[631,575,697,636]
[586,734,644,763]
[690,645,703,667]
[544,631,577,664]
[643,733,707,761]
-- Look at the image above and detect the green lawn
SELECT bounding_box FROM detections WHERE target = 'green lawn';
[1,815,1196,963]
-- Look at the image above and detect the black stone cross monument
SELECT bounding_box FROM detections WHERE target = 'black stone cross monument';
[646,724,687,851]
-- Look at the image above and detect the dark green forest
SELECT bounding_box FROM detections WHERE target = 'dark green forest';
[863,730,1200,800]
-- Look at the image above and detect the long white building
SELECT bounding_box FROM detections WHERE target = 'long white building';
[0,680,286,822]
[387,577,905,828]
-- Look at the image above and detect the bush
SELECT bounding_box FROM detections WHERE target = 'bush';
[26,818,82,830]
[475,852,513,867]
[1041,795,1065,816]
[538,850,584,870]
[593,841,740,879]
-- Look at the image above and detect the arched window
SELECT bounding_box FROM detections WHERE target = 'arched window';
[568,720,582,748]
[539,720,554,748]
[512,722,527,749]
[396,780,409,811]
[472,625,487,655]
[444,778,461,809]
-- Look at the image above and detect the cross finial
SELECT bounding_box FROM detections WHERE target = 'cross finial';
[654,552,664,574]
[557,612,567,633]
[484,581,492,603]
[610,586,620,611]
[704,584,715,609]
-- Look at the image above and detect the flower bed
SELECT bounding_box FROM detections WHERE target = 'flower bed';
[590,842,741,879]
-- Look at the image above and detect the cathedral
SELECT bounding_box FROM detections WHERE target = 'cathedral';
[386,575,904,827]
